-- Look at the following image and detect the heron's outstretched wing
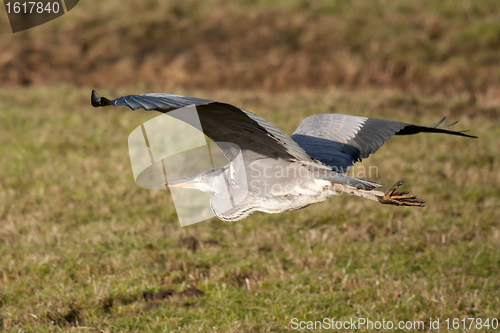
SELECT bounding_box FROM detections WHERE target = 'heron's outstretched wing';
[291,114,476,172]
[91,91,313,163]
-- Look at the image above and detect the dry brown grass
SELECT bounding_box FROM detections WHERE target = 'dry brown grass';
[1,0,500,102]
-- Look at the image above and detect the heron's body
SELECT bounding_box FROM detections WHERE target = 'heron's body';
[211,184,334,222]
[208,160,339,221]
[91,90,476,222]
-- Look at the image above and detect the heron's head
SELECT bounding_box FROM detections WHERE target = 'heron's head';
[164,168,226,193]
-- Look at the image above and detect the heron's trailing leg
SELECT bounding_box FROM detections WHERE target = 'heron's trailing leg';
[331,181,425,207]
[378,180,425,207]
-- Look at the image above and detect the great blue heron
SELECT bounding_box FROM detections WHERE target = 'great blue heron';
[91,90,476,221]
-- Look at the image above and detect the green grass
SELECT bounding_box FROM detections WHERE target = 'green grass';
[0,86,498,332]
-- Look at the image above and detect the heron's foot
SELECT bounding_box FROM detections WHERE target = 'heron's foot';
[378,180,425,207]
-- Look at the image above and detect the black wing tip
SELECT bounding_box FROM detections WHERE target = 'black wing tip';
[435,118,478,138]
[431,116,446,128]
[397,118,478,138]
[91,90,113,107]
[460,132,478,139]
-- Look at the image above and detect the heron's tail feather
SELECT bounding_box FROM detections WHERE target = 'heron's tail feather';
[326,173,382,190]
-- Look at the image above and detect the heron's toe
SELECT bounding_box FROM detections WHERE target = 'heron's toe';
[379,181,425,207]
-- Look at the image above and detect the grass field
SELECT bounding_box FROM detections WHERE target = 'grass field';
[2,0,500,96]
[0,86,498,332]
[1,0,500,332]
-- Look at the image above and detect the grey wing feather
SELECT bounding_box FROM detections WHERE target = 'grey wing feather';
[91,91,313,163]
[291,114,476,172]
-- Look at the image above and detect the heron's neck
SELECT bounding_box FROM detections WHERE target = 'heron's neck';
[209,194,255,222]
[208,167,252,221]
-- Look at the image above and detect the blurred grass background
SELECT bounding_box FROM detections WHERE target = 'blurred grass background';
[1,0,500,99]
[0,0,499,332]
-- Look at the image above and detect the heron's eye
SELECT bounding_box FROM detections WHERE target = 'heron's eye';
[200,176,205,181]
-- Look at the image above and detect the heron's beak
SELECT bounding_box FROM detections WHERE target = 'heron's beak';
[163,176,199,188]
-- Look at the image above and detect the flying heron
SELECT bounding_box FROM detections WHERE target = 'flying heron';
[92,91,476,222]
